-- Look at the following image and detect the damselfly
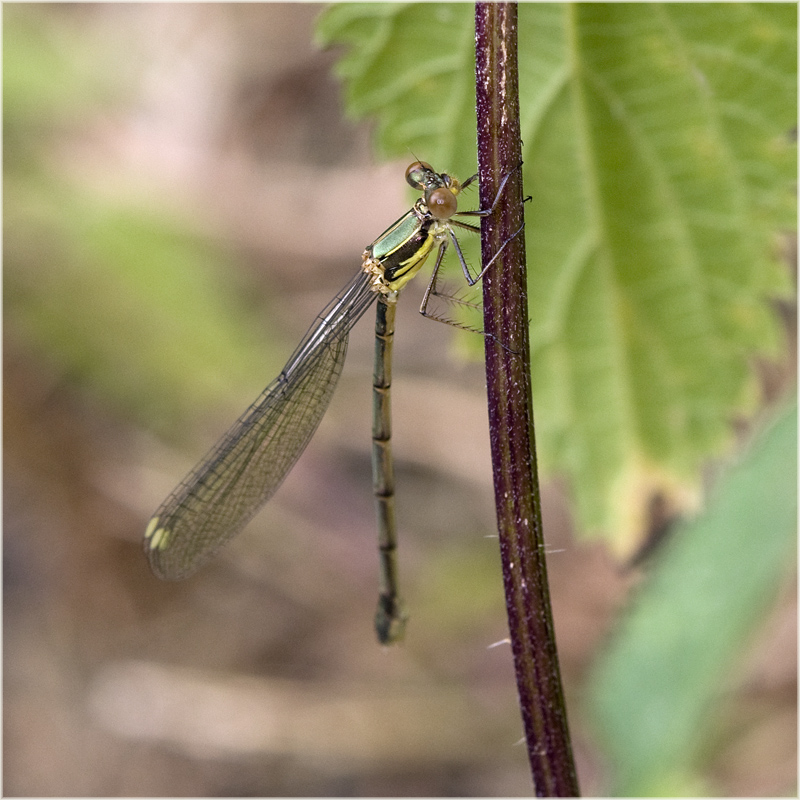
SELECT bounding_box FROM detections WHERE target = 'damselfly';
[144,161,519,643]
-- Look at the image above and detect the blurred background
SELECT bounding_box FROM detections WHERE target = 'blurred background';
[4,5,795,796]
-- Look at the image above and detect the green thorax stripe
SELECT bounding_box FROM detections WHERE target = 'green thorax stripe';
[367,206,436,289]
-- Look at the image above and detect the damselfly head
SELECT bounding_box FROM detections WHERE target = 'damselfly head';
[405,161,462,220]
[405,160,436,190]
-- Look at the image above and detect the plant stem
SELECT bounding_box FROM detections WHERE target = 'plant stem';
[474,3,580,795]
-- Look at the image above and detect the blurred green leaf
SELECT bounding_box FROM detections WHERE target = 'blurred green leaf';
[585,399,797,795]
[3,5,96,128]
[3,7,278,438]
[5,175,276,437]
[317,3,796,541]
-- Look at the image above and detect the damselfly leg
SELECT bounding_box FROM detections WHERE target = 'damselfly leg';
[419,163,526,332]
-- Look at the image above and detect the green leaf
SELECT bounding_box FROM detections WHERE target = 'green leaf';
[317,3,797,542]
[585,399,797,795]
[316,3,479,174]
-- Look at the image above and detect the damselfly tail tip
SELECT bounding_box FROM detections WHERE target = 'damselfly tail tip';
[375,594,409,645]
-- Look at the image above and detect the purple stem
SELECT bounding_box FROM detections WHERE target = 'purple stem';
[474,3,580,795]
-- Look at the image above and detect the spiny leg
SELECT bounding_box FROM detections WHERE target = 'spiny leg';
[449,220,527,286]
[455,160,524,222]
[419,239,484,329]
[443,161,527,286]
[419,241,449,321]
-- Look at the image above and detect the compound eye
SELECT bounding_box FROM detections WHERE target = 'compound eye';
[427,186,457,219]
[405,160,434,189]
